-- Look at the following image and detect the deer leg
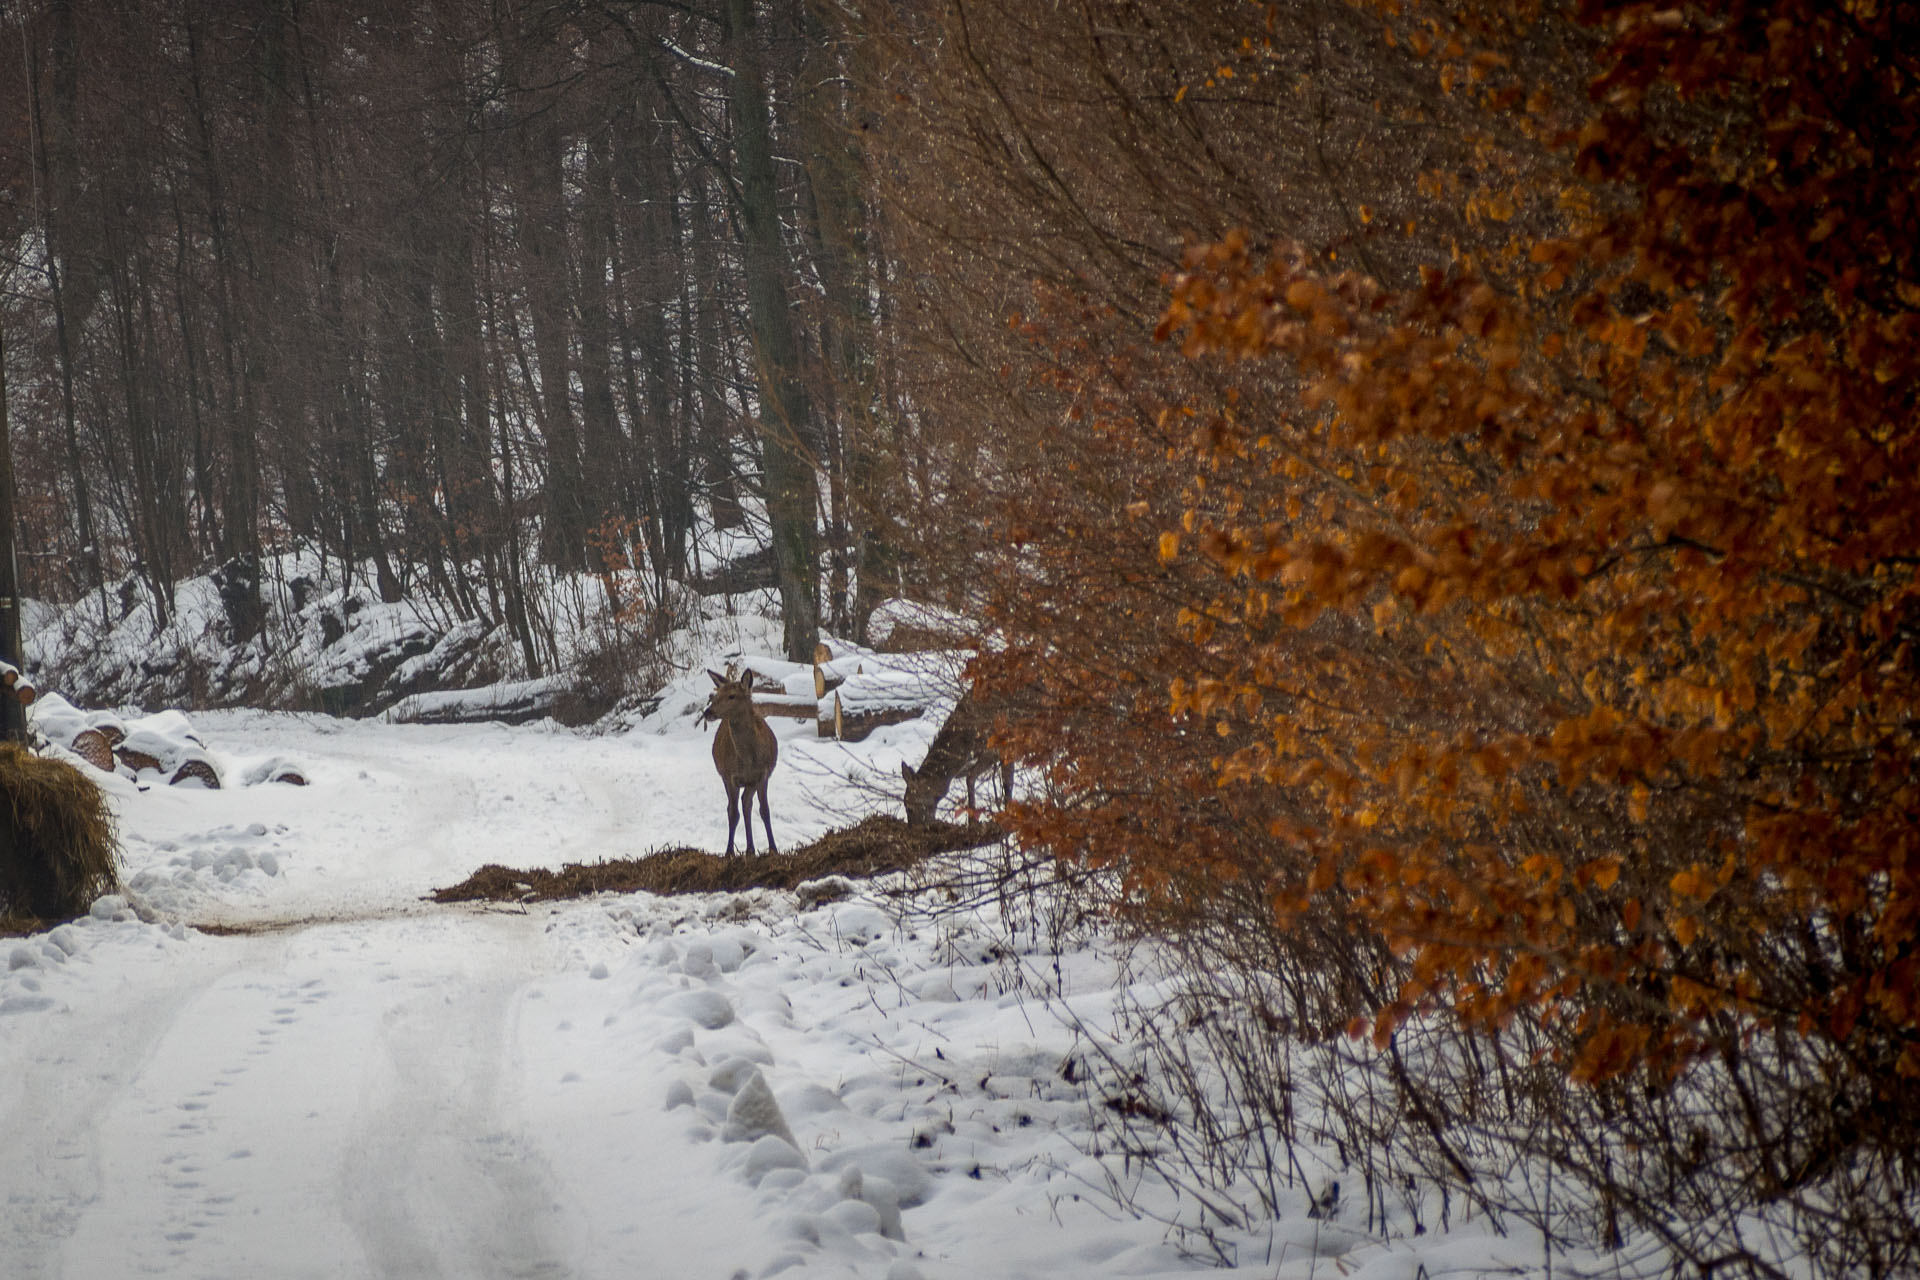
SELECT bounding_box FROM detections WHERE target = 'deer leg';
[758,782,777,857]
[725,783,741,857]
[965,770,978,816]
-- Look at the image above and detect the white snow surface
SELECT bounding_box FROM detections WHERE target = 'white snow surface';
[0,702,1553,1280]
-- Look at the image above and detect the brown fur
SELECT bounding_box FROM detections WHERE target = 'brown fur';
[705,670,779,856]
[901,691,1013,825]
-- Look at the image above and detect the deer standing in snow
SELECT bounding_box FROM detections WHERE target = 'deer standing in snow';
[900,691,1013,826]
[704,669,779,856]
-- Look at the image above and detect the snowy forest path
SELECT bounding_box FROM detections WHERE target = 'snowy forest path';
[158,713,707,933]
[0,909,584,1280]
[0,712,848,1279]
[1,712,632,1279]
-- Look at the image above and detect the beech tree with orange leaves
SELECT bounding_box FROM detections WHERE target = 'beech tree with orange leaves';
[867,0,1920,1272]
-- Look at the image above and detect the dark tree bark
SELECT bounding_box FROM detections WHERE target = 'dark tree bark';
[28,4,102,596]
[505,9,588,572]
[0,303,26,743]
[727,0,820,662]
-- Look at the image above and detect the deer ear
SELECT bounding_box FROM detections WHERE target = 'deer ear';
[707,670,727,688]
[900,762,916,782]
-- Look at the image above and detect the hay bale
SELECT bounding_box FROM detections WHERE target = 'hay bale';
[68,728,116,772]
[0,742,119,924]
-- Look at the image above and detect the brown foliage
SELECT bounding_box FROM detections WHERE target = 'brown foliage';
[872,0,1920,1270]
[1155,0,1920,1088]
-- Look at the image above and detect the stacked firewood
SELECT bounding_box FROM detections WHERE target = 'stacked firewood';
[0,659,35,707]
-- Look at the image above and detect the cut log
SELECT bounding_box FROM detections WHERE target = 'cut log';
[169,758,221,788]
[116,747,164,774]
[817,703,921,744]
[69,728,115,772]
[751,695,818,720]
[2,662,34,703]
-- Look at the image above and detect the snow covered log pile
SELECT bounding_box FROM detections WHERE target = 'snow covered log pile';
[1,659,34,706]
[26,694,306,790]
[717,647,948,744]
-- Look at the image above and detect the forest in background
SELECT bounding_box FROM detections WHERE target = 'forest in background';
[0,0,890,673]
[5,0,1918,1276]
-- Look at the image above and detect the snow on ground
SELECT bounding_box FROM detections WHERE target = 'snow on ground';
[0,700,1548,1279]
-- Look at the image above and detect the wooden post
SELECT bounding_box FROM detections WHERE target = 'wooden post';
[812,642,831,700]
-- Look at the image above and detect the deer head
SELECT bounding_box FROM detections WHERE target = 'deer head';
[900,760,941,826]
[702,668,755,725]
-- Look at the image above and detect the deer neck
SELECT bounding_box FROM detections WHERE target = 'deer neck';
[720,704,769,762]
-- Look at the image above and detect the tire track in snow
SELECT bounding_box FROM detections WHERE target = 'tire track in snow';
[339,914,574,1280]
[40,913,577,1279]
[0,951,231,1280]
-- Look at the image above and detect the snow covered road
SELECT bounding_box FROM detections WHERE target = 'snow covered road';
[2,708,1532,1279]
[0,710,799,1278]
[0,709,1250,1280]
[26,913,577,1280]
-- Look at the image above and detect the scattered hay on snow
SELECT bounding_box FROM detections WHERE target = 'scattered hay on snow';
[431,814,999,904]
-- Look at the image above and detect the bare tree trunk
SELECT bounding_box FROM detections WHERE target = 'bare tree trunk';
[506,10,587,572]
[575,129,625,556]
[28,7,101,597]
[183,12,263,634]
[728,0,820,661]
[613,50,687,590]
[797,1,890,639]
[688,173,743,535]
[0,299,26,743]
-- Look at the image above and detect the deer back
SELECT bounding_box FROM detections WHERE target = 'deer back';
[901,692,997,824]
